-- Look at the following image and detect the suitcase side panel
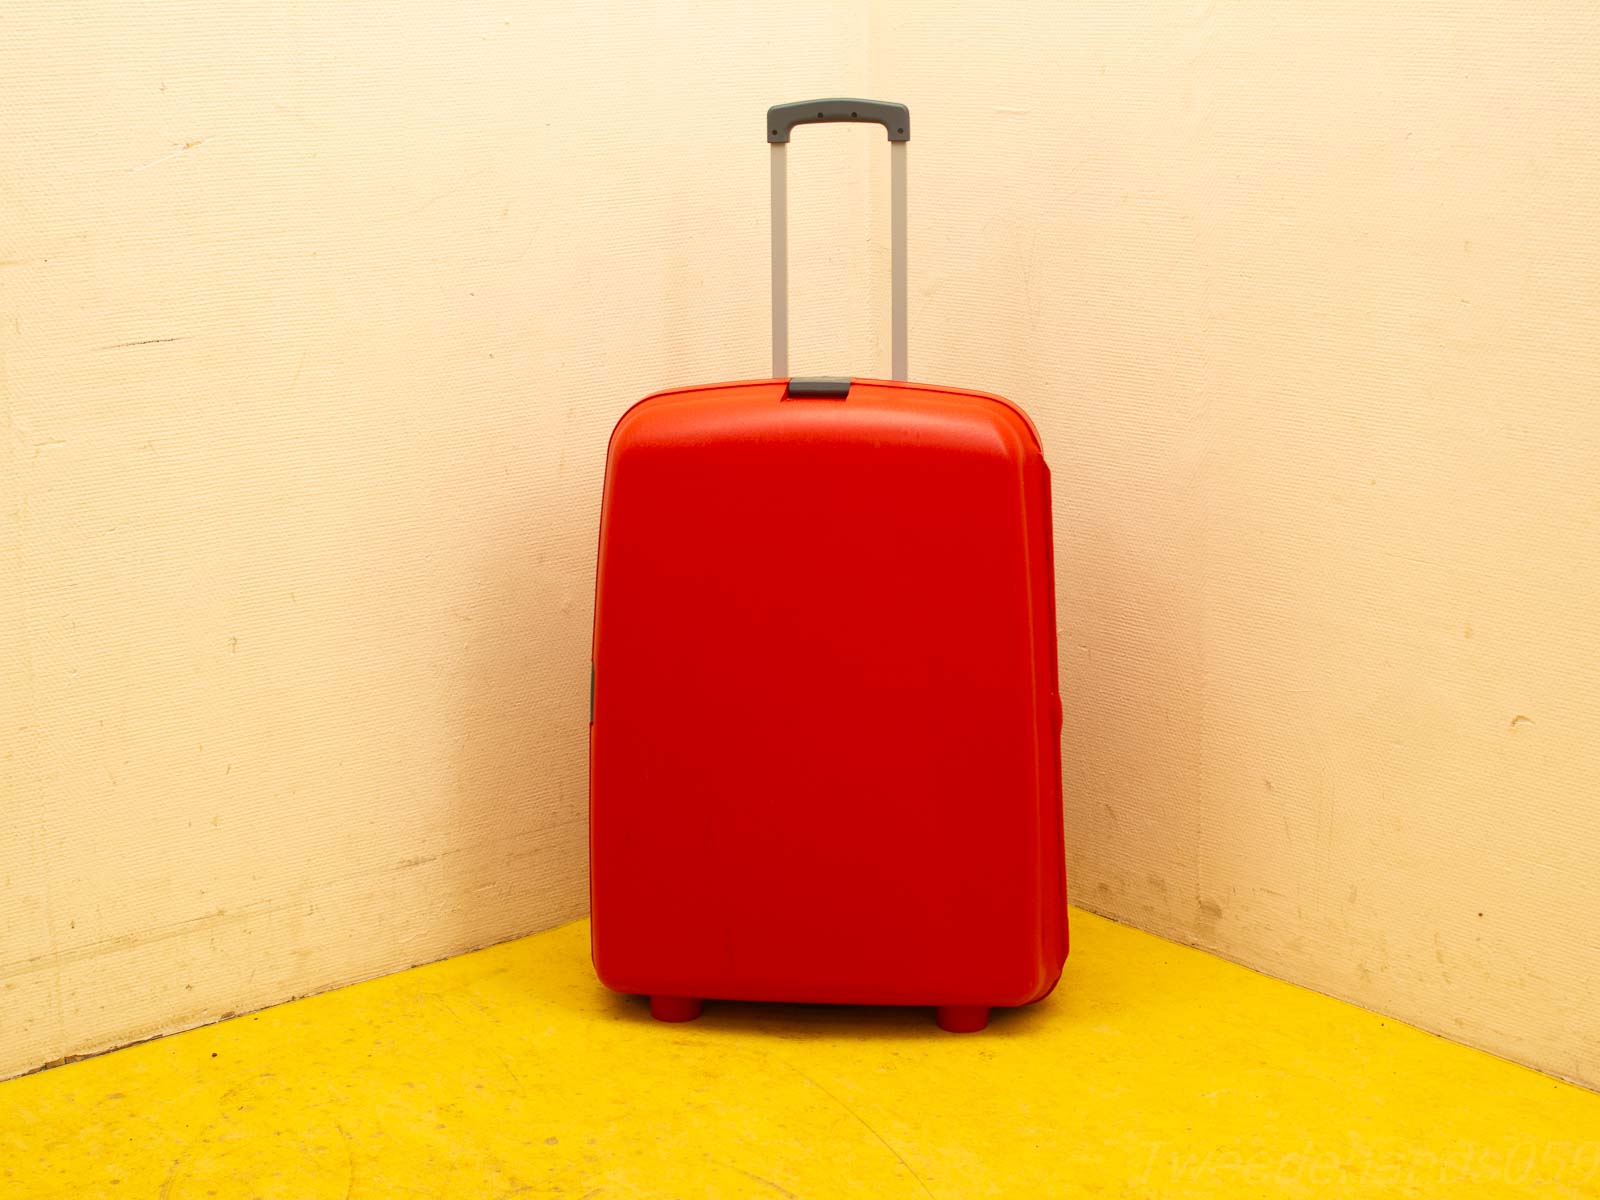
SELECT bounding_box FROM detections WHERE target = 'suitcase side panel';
[1027,450,1069,982]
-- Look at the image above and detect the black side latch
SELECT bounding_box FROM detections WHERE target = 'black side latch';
[785,377,852,399]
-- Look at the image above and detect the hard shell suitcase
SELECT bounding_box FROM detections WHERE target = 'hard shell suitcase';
[589,100,1066,1033]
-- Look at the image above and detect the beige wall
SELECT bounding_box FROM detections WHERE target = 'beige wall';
[6,1,1599,1090]
[872,2,1600,1087]
[1,0,880,1080]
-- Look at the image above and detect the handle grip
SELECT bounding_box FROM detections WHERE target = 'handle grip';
[767,98,909,144]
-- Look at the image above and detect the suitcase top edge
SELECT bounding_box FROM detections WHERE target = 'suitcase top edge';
[614,377,1043,454]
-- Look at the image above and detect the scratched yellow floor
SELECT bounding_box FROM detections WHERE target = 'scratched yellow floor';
[4,912,1598,1199]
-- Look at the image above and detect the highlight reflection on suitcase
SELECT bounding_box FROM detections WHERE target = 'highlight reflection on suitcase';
[589,100,1066,1033]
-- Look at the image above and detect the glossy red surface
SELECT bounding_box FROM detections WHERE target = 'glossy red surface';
[590,378,1066,1018]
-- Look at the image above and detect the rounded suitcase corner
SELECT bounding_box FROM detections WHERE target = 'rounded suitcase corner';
[589,936,636,997]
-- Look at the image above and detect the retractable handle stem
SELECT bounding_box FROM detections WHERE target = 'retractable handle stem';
[768,99,909,382]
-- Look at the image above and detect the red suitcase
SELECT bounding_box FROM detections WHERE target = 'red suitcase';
[589,99,1066,1033]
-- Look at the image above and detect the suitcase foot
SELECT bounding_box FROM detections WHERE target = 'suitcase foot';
[935,1005,989,1033]
[649,995,703,1023]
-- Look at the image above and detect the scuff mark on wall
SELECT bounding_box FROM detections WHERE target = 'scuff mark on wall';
[130,136,216,173]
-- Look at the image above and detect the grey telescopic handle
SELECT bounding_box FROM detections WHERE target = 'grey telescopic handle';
[768,99,908,382]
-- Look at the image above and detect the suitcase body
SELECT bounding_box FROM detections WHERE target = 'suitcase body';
[589,101,1067,1031]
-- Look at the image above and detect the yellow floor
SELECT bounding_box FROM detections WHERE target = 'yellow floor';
[4,913,1597,1199]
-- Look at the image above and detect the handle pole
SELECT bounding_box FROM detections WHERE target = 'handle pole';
[890,139,907,382]
[771,142,788,379]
